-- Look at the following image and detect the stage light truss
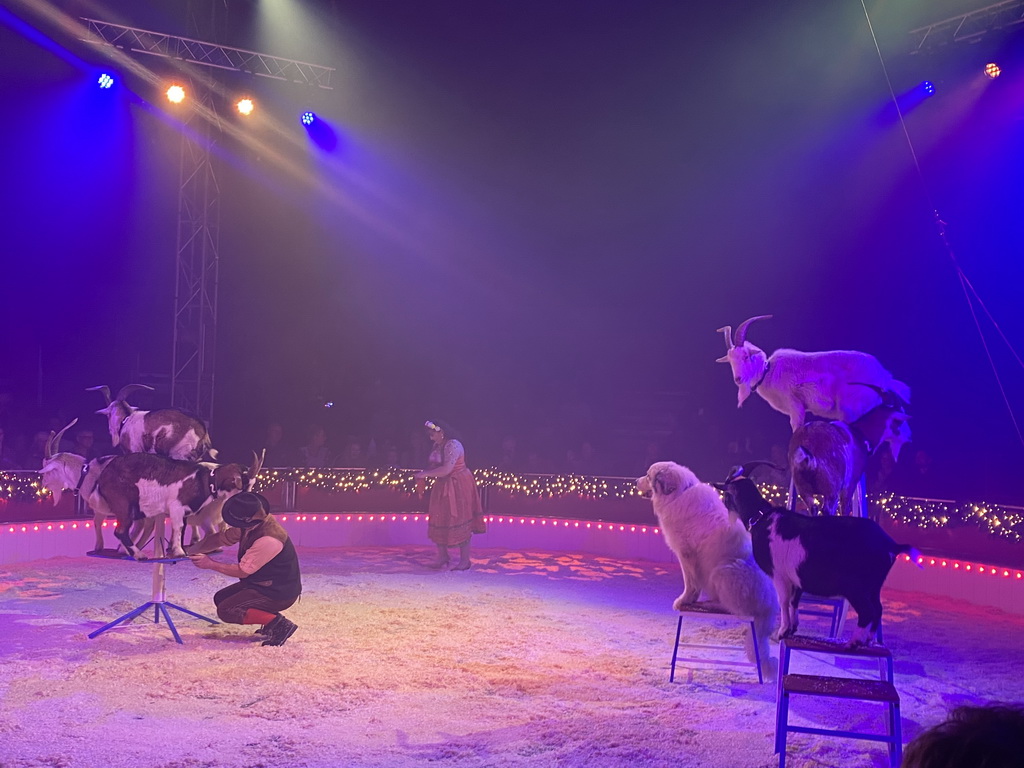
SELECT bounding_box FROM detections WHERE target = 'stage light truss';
[909,0,1024,53]
[81,18,335,89]
[76,17,336,427]
[171,88,220,426]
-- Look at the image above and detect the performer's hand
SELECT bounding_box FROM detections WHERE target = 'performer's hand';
[189,554,214,570]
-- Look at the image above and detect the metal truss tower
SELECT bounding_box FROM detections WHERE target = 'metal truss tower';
[172,90,220,423]
[82,18,334,426]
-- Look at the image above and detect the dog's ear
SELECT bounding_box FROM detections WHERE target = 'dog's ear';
[653,468,678,496]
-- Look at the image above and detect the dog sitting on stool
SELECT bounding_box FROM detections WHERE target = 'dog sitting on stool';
[638,461,780,680]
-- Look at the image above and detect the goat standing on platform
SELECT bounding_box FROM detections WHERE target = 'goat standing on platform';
[790,386,912,516]
[88,384,214,462]
[715,315,910,431]
[97,451,263,559]
[714,467,919,647]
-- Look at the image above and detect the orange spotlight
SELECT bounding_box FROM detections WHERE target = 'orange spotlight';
[984,62,1001,79]
[166,84,186,104]
[236,98,255,116]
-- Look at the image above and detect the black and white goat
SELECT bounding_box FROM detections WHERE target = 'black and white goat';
[715,315,911,431]
[714,468,919,646]
[790,385,912,516]
[88,384,214,462]
[97,451,263,559]
[38,419,156,553]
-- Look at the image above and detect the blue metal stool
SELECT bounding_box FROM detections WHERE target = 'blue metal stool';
[669,603,765,684]
[86,550,218,644]
[775,636,901,767]
[798,594,848,639]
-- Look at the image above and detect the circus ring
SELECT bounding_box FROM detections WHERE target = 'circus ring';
[1,470,1023,768]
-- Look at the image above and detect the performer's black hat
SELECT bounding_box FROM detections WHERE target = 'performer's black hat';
[222,492,270,529]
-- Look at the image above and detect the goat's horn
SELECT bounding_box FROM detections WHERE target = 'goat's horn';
[736,459,786,475]
[850,381,885,394]
[715,325,734,351]
[733,315,773,346]
[850,382,909,410]
[86,385,112,405]
[114,383,155,402]
[250,449,265,480]
[46,418,78,459]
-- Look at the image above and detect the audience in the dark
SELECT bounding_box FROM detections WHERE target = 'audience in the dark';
[901,702,1024,768]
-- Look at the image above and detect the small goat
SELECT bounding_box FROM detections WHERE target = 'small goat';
[88,384,214,462]
[714,468,919,646]
[715,315,911,431]
[790,385,912,516]
[38,419,156,553]
[97,451,263,559]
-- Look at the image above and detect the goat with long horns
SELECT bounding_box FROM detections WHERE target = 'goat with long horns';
[715,315,911,431]
[87,384,215,462]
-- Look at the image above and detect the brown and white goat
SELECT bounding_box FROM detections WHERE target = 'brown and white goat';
[715,315,911,431]
[714,468,919,647]
[789,387,911,516]
[88,384,214,462]
[38,420,158,553]
[97,451,263,559]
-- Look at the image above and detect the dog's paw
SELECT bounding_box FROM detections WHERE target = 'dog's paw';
[672,595,697,611]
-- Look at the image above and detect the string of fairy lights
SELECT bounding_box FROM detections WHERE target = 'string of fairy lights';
[2,468,1022,543]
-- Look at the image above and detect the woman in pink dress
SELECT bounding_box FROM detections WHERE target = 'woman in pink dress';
[413,419,485,570]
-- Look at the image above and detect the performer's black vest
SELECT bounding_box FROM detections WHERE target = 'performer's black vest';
[239,517,302,601]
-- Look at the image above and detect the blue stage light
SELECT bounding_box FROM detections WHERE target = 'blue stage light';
[301,111,316,126]
[97,73,114,89]
[921,80,935,96]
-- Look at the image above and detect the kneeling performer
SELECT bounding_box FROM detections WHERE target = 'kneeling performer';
[188,492,302,647]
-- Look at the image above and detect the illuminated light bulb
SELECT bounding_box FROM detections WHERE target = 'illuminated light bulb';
[166,84,186,104]
[984,62,1001,79]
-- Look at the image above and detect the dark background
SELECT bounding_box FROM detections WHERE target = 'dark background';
[1,0,1022,500]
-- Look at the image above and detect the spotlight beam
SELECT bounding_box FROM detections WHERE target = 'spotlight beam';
[81,18,335,89]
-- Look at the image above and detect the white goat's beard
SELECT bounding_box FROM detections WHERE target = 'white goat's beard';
[50,488,64,505]
[737,386,752,407]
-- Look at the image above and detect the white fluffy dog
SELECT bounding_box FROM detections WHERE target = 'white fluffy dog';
[638,461,780,680]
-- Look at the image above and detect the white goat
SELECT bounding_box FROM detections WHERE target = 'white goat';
[789,386,911,516]
[38,419,156,553]
[715,315,911,431]
[88,384,215,462]
[97,451,263,559]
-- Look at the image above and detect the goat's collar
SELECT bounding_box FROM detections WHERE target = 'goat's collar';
[117,413,131,438]
[750,358,770,393]
[74,461,90,493]
[745,507,772,531]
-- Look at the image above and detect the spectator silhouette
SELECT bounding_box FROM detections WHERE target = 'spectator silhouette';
[0,425,19,470]
[297,424,331,468]
[901,702,1024,768]
[261,422,296,468]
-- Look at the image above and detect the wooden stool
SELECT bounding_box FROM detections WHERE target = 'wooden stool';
[669,603,764,684]
[775,636,901,767]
